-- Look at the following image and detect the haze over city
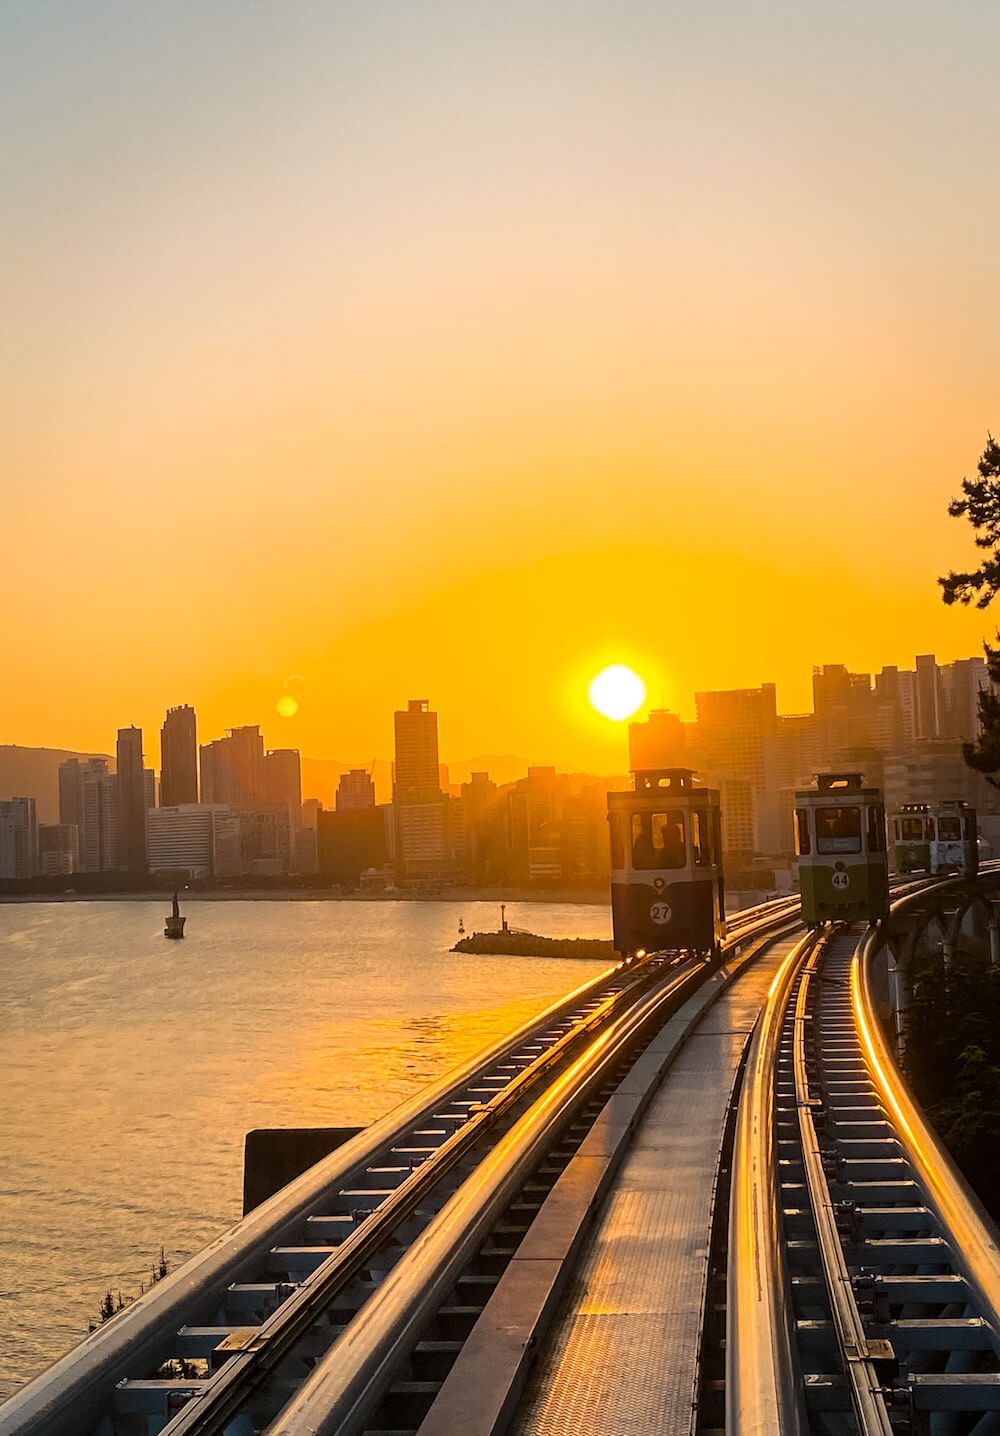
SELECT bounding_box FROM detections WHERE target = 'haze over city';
[5,2,1000,773]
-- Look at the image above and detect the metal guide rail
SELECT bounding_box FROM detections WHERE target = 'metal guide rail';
[728,879,1000,1435]
[1,900,798,1436]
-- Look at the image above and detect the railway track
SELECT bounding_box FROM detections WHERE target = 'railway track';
[0,900,796,1436]
[728,882,1000,1435]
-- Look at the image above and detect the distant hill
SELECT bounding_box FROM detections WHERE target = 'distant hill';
[0,746,111,824]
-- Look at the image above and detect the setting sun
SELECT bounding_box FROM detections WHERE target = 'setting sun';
[588,665,646,722]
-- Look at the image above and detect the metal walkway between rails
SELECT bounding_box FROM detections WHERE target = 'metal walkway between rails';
[508,934,799,1436]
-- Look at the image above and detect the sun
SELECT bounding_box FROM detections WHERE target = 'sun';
[589,664,646,722]
[276,694,299,719]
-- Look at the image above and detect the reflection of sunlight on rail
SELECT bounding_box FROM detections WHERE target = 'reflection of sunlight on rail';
[851,952,917,1150]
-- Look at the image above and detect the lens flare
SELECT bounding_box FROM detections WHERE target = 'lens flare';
[588,665,646,722]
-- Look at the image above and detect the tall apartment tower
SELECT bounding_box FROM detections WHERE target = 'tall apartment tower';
[58,758,86,834]
[200,726,265,811]
[0,798,38,879]
[628,710,685,772]
[393,700,442,802]
[116,726,147,872]
[914,654,941,740]
[263,748,302,830]
[161,705,198,806]
[393,700,448,881]
[60,757,117,871]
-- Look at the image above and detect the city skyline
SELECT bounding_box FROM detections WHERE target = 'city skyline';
[4,645,994,786]
[2,646,993,889]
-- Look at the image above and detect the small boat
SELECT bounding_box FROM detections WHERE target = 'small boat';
[164,892,186,940]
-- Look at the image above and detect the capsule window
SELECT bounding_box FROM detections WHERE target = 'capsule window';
[938,815,962,841]
[609,813,626,869]
[794,809,811,856]
[867,805,885,853]
[815,805,862,855]
[899,817,925,842]
[631,810,686,870]
[692,810,712,865]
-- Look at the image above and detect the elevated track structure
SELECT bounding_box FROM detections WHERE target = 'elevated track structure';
[5,879,1000,1436]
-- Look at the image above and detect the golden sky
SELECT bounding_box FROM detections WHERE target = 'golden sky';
[3,2,999,774]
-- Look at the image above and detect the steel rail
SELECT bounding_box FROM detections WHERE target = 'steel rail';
[854,891,1000,1350]
[0,896,800,1436]
[160,907,804,1436]
[725,928,820,1436]
[793,943,894,1435]
[154,955,678,1436]
[0,960,625,1436]
[265,959,714,1436]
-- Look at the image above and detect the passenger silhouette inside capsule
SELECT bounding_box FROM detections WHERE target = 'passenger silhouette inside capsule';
[630,811,686,869]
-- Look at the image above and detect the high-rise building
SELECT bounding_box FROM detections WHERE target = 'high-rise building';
[38,823,79,875]
[914,654,941,740]
[393,700,442,803]
[200,726,265,811]
[0,798,38,879]
[938,656,990,742]
[812,665,876,758]
[77,759,118,872]
[393,700,448,880]
[58,758,86,834]
[116,727,147,873]
[628,710,685,771]
[695,684,778,858]
[160,705,198,807]
[336,769,377,812]
[263,749,302,829]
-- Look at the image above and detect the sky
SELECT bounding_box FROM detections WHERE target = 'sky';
[3,1,1000,774]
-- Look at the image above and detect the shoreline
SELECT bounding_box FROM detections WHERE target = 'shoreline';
[0,887,612,907]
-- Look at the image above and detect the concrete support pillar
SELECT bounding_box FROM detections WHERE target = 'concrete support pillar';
[990,907,1000,968]
[888,947,911,1060]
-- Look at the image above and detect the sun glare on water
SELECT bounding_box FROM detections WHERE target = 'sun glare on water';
[588,665,646,722]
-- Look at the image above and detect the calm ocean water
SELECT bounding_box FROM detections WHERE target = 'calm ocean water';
[0,898,611,1400]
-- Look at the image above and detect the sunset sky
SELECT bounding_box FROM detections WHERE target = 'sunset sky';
[4,1,1000,773]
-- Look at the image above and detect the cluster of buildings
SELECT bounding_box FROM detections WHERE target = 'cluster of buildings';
[0,708,305,883]
[1,652,997,892]
[628,653,1000,881]
[0,700,610,891]
[318,700,613,891]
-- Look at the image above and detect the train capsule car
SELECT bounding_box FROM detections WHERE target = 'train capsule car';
[608,767,725,959]
[891,803,933,874]
[930,799,979,877]
[795,771,889,926]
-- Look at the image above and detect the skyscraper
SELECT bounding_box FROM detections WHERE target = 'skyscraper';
[393,700,448,881]
[200,726,265,811]
[69,758,117,872]
[116,726,147,872]
[263,748,302,828]
[161,705,198,807]
[628,710,685,771]
[393,700,442,803]
[0,798,38,879]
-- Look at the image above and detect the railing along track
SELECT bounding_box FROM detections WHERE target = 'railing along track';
[729,877,1000,1435]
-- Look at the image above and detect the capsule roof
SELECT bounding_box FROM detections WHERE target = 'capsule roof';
[795,770,882,800]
